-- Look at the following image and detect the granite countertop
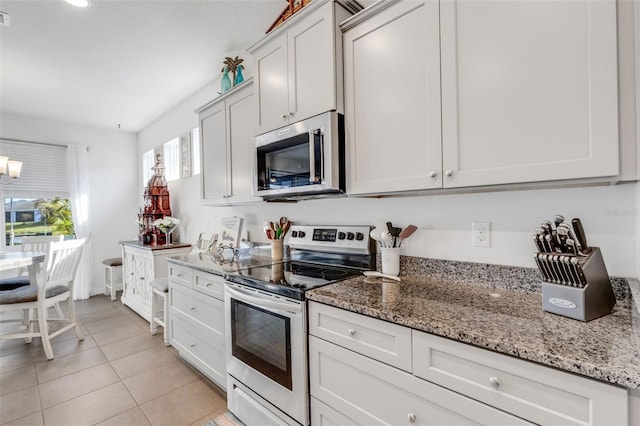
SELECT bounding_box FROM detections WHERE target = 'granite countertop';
[306,274,640,389]
[120,240,192,251]
[167,251,274,276]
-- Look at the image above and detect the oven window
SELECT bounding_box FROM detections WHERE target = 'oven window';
[230,299,292,390]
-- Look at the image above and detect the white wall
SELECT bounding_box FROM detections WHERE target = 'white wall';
[138,79,639,278]
[0,112,139,295]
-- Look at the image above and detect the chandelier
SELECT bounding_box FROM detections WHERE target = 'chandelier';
[0,156,22,184]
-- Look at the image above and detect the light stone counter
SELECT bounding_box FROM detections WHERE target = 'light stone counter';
[306,257,640,389]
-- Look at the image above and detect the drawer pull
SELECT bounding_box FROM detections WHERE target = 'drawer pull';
[176,273,183,278]
[408,413,416,423]
[206,283,212,287]
[190,306,196,311]
[489,376,502,389]
[348,328,356,336]
[190,343,196,349]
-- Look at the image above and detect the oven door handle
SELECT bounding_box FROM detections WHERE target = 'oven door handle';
[225,284,302,315]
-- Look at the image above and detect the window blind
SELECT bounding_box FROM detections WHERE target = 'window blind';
[0,140,69,198]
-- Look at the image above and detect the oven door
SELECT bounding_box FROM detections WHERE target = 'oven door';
[224,283,308,426]
[254,111,344,200]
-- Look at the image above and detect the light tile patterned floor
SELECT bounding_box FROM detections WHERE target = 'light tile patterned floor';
[0,293,227,426]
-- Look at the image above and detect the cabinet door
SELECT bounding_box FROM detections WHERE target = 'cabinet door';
[440,0,619,188]
[310,336,532,426]
[287,1,336,123]
[344,1,443,195]
[200,102,228,204]
[226,84,262,204]
[254,35,289,134]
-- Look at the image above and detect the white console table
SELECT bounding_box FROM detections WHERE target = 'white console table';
[119,241,191,323]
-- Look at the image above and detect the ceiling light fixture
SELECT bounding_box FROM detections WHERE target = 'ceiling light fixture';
[0,156,23,184]
[65,0,90,8]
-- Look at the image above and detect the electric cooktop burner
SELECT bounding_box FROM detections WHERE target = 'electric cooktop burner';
[225,260,362,300]
[224,225,374,300]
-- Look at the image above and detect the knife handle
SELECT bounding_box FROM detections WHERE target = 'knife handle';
[571,218,591,254]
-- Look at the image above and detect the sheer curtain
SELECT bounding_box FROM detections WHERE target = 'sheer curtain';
[66,144,93,300]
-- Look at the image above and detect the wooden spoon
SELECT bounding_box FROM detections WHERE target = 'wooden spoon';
[399,225,417,246]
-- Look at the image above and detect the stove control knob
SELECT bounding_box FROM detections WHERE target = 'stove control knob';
[338,232,346,240]
[298,231,306,238]
[356,232,364,241]
[291,231,298,238]
[347,232,355,240]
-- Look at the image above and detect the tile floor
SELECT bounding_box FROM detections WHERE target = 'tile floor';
[0,293,228,426]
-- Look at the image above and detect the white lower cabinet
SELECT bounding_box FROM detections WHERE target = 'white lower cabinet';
[412,331,628,426]
[309,335,530,425]
[168,265,226,389]
[308,302,629,426]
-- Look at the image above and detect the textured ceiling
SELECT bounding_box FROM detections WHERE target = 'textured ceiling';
[0,0,288,132]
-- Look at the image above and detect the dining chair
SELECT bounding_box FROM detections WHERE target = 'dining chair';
[0,238,86,360]
[0,235,64,291]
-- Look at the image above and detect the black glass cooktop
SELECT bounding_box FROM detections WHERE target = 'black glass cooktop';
[224,260,362,300]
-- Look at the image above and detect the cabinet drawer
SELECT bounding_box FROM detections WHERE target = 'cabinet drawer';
[169,284,224,334]
[412,331,627,426]
[310,336,531,426]
[170,314,225,388]
[168,263,192,288]
[193,270,224,300]
[309,302,412,371]
[311,397,359,426]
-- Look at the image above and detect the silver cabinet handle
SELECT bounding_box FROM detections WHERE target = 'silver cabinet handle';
[348,329,356,336]
[429,171,437,178]
[408,413,416,423]
[206,283,212,287]
[282,113,288,120]
[190,343,196,349]
[289,112,295,118]
[445,169,453,177]
[489,376,502,389]
[190,306,196,311]
[176,273,182,278]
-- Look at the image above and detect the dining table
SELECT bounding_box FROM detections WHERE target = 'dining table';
[0,251,46,284]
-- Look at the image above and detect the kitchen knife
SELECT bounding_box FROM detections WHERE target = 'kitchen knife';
[554,214,565,229]
[566,238,578,256]
[570,257,587,287]
[571,218,592,254]
[533,234,544,252]
[562,256,579,286]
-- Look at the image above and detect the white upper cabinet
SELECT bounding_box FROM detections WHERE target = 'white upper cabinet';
[344,0,620,195]
[249,0,357,135]
[440,0,619,188]
[343,1,442,194]
[197,81,262,205]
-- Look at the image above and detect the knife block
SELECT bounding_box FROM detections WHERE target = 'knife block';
[540,247,616,321]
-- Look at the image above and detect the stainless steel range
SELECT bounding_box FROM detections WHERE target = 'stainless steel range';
[224,225,373,426]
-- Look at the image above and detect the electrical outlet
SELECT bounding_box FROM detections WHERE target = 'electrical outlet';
[472,222,491,247]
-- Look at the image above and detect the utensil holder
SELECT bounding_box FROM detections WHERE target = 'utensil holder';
[536,247,615,321]
[271,239,284,261]
[380,248,400,276]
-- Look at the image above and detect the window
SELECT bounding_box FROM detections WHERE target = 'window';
[4,197,74,246]
[0,141,75,247]
[142,149,155,188]
[192,127,201,176]
[163,137,180,182]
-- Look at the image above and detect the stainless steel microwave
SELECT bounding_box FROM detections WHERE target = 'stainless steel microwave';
[254,111,345,200]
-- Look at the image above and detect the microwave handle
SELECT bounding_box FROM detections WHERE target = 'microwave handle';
[308,129,323,183]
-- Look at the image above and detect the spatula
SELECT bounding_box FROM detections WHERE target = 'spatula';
[398,225,417,246]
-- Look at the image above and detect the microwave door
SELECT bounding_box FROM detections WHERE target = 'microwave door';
[308,129,323,184]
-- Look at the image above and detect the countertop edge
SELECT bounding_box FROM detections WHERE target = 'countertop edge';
[306,277,640,389]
